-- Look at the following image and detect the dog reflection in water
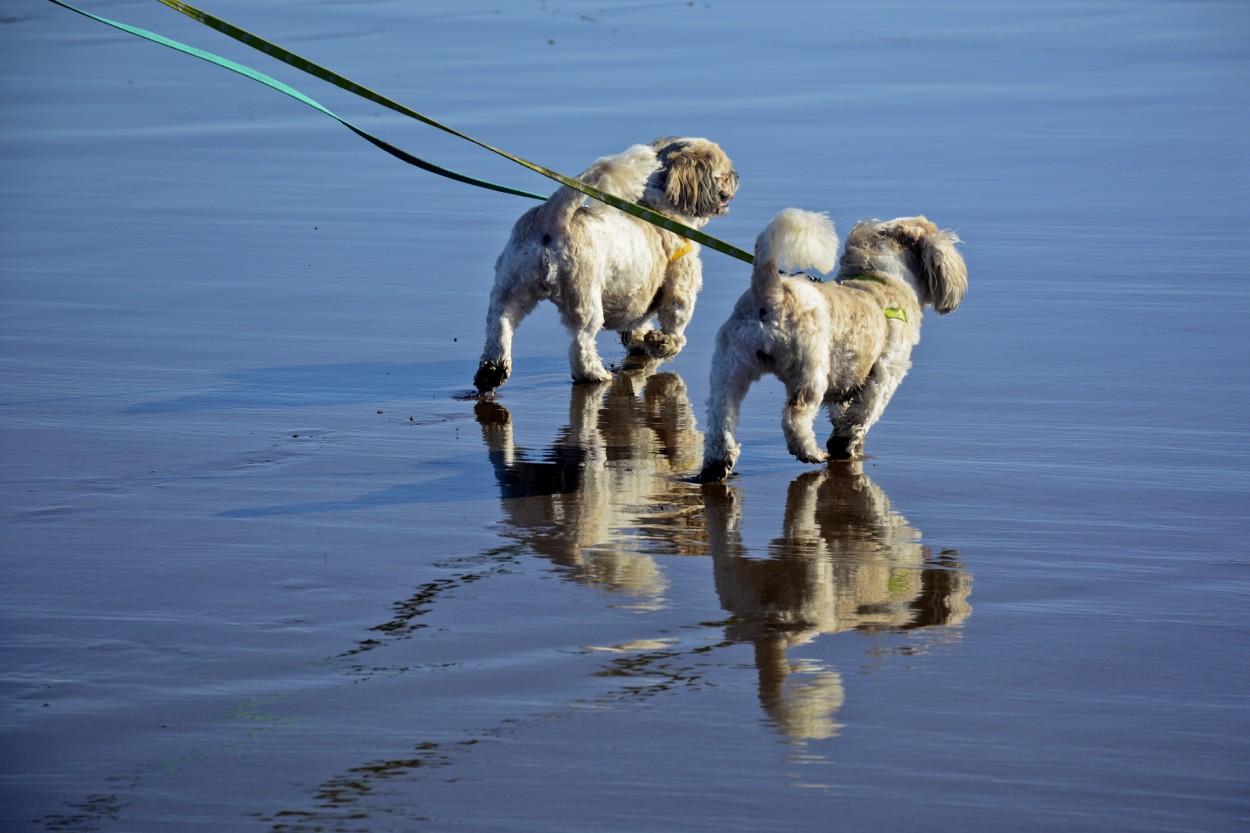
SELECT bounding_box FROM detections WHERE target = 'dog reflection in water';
[703,465,972,741]
[474,362,704,606]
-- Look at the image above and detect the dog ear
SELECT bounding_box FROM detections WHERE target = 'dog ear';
[662,144,723,217]
[921,227,967,315]
[892,217,967,315]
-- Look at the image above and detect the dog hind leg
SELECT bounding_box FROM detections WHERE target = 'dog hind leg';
[700,355,756,481]
[563,294,614,384]
[827,364,905,458]
[476,279,541,393]
[783,383,828,464]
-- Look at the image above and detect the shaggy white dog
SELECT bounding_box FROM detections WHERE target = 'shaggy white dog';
[474,137,738,393]
[700,209,967,481]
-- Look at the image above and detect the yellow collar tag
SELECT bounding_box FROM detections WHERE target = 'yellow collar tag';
[668,238,693,262]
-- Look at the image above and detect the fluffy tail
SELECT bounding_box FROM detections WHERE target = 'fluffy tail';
[751,208,840,304]
[543,144,661,228]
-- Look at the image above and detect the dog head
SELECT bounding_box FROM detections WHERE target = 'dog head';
[644,137,739,223]
[840,216,967,314]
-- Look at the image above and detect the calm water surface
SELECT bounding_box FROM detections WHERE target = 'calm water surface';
[2,1,1248,831]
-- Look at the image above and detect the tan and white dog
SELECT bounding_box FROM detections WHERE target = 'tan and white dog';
[700,209,967,481]
[474,137,738,394]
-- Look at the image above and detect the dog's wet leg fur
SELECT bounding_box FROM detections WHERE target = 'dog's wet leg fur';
[564,294,615,384]
[826,364,904,458]
[648,262,700,360]
[474,359,509,394]
[782,384,828,463]
[476,282,541,393]
[700,354,758,482]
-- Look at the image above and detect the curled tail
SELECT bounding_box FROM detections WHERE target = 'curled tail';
[751,208,840,304]
[542,144,661,229]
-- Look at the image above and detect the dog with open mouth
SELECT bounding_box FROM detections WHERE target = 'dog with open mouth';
[474,137,738,394]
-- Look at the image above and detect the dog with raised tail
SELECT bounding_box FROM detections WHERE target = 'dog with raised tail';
[474,137,739,394]
[700,209,967,481]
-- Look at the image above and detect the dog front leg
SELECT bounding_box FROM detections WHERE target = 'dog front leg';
[643,301,691,360]
[620,328,686,361]
[618,305,690,361]
[645,266,700,360]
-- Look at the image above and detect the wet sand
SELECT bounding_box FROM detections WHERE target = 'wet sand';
[3,1,1249,831]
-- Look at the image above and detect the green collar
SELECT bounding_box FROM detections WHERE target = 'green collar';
[838,273,891,286]
[839,275,906,322]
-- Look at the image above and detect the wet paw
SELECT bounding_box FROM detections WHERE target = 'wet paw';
[620,329,648,356]
[572,366,614,384]
[643,330,682,359]
[474,359,510,393]
[699,459,733,483]
[825,437,860,460]
[790,444,828,464]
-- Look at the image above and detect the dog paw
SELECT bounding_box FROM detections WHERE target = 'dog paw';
[699,459,733,483]
[788,444,828,464]
[572,366,614,385]
[620,329,648,356]
[643,330,683,359]
[474,359,510,393]
[825,437,860,460]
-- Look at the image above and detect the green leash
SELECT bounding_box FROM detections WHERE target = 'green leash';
[48,0,755,264]
[47,0,546,201]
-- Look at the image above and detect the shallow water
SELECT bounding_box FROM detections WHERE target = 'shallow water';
[3,1,1249,831]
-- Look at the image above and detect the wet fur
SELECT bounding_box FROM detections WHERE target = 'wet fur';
[700,210,967,481]
[475,137,739,393]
